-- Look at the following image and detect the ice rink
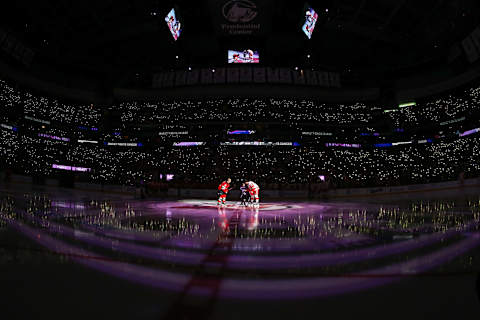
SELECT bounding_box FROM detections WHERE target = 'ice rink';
[1,183,479,319]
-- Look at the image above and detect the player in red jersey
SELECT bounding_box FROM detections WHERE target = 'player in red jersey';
[217,178,232,205]
[244,181,260,205]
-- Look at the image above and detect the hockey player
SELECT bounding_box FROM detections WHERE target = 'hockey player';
[233,53,241,63]
[240,183,250,206]
[217,178,232,205]
[244,180,260,204]
[246,49,254,62]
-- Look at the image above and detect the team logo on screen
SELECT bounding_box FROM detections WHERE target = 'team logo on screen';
[223,0,258,23]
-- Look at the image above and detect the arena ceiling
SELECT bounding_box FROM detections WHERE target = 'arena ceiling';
[1,0,480,85]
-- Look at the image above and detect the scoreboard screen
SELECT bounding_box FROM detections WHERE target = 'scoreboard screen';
[165,8,182,41]
[228,50,260,64]
[302,7,318,39]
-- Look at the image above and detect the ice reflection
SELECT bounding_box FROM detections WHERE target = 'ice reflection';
[1,194,479,299]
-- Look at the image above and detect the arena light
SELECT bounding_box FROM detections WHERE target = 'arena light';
[399,102,416,108]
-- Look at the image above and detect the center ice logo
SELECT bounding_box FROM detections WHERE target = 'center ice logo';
[222,0,258,23]
[175,200,302,211]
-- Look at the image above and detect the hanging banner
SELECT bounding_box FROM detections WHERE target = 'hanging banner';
[187,70,200,85]
[253,67,266,83]
[162,71,175,87]
[267,68,280,83]
[201,69,213,84]
[279,68,292,84]
[305,70,318,86]
[239,67,253,83]
[213,68,226,84]
[175,71,187,86]
[227,68,240,83]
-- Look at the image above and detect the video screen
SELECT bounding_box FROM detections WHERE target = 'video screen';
[227,130,256,135]
[228,50,260,64]
[302,7,318,39]
[165,8,182,41]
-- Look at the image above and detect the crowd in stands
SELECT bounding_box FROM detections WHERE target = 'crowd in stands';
[117,99,374,125]
[1,78,480,189]
[2,130,478,189]
[1,79,101,127]
[387,86,480,128]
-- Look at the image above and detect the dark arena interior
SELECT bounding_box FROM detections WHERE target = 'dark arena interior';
[2,1,480,319]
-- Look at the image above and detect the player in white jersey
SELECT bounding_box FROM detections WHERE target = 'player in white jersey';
[244,181,260,204]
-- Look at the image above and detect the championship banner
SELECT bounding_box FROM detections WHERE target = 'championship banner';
[0,29,35,67]
[152,68,340,88]
[152,73,164,88]
[292,70,305,85]
[471,26,480,53]
[278,68,292,84]
[187,69,200,85]
[329,72,341,88]
[209,0,273,36]
[239,67,253,83]
[305,70,318,86]
[462,25,480,64]
[213,68,226,84]
[0,28,7,44]
[317,71,330,87]
[162,71,175,87]
[201,69,213,84]
[267,68,279,83]
[227,67,240,83]
[175,71,187,86]
[253,67,266,83]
